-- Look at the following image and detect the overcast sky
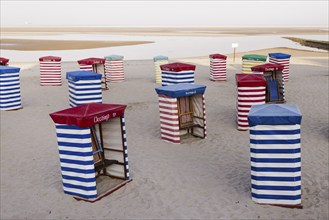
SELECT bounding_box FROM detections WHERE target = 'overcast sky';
[1,1,328,27]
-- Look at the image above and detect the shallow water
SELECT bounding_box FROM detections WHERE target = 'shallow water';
[0,34,327,62]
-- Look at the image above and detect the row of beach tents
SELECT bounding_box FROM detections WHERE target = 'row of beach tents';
[0,52,302,208]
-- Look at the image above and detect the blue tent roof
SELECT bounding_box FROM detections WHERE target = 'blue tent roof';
[66,71,102,81]
[153,55,168,61]
[0,66,20,74]
[248,104,302,126]
[155,84,206,98]
[269,53,291,59]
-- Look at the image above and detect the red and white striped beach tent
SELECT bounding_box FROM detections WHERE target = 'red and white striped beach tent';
[0,57,9,66]
[77,58,108,90]
[269,53,291,82]
[39,56,62,86]
[209,53,227,81]
[155,84,207,144]
[251,63,285,103]
[235,74,266,130]
[104,55,125,83]
[50,103,132,202]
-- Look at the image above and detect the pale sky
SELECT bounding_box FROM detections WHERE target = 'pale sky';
[1,1,328,27]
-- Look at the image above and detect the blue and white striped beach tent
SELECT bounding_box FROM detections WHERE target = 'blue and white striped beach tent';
[160,62,196,86]
[66,71,102,107]
[248,104,302,207]
[50,103,131,202]
[0,66,22,111]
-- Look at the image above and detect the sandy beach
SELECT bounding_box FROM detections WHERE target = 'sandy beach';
[0,28,328,219]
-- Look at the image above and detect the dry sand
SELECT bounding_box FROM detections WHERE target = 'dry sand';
[0,47,328,219]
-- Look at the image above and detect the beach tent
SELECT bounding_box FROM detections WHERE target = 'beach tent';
[0,57,9,66]
[77,58,108,90]
[236,74,266,130]
[160,62,196,86]
[153,55,169,84]
[209,53,227,81]
[0,66,22,111]
[155,84,207,144]
[248,104,302,208]
[66,71,102,107]
[242,54,267,73]
[251,63,285,103]
[50,103,132,202]
[104,55,125,83]
[39,56,62,86]
[269,53,291,82]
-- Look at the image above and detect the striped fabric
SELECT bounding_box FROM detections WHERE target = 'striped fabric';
[104,57,124,83]
[210,58,227,81]
[237,87,266,130]
[242,60,266,74]
[68,79,102,107]
[269,57,290,82]
[161,70,195,86]
[40,61,62,86]
[121,115,130,179]
[0,67,22,110]
[158,95,180,144]
[249,124,301,206]
[55,124,97,200]
[79,64,93,72]
[154,56,169,84]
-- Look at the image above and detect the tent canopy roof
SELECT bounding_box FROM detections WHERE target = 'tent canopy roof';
[251,63,284,72]
[209,53,227,60]
[242,54,267,61]
[248,104,302,126]
[39,56,61,61]
[269,53,291,59]
[160,62,196,72]
[66,71,102,81]
[155,83,206,98]
[153,55,169,61]
[0,66,20,74]
[235,73,266,87]
[50,103,127,128]
[104,55,124,61]
[77,58,105,65]
[0,57,9,64]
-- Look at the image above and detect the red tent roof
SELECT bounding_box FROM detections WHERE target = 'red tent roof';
[251,63,284,72]
[0,57,9,64]
[50,103,126,128]
[236,73,267,87]
[39,56,61,61]
[77,58,105,65]
[160,62,196,72]
[209,53,227,60]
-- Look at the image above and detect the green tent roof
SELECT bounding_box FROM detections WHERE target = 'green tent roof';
[242,54,267,61]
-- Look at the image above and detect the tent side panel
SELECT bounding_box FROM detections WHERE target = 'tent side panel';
[191,94,206,138]
[249,124,301,205]
[158,95,180,144]
[210,58,227,81]
[0,71,22,110]
[55,124,97,199]
[237,86,266,130]
[39,61,62,86]
[79,64,93,72]
[154,60,169,84]
[269,57,290,82]
[161,70,195,86]
[68,79,102,107]
[242,60,266,74]
[104,60,124,83]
